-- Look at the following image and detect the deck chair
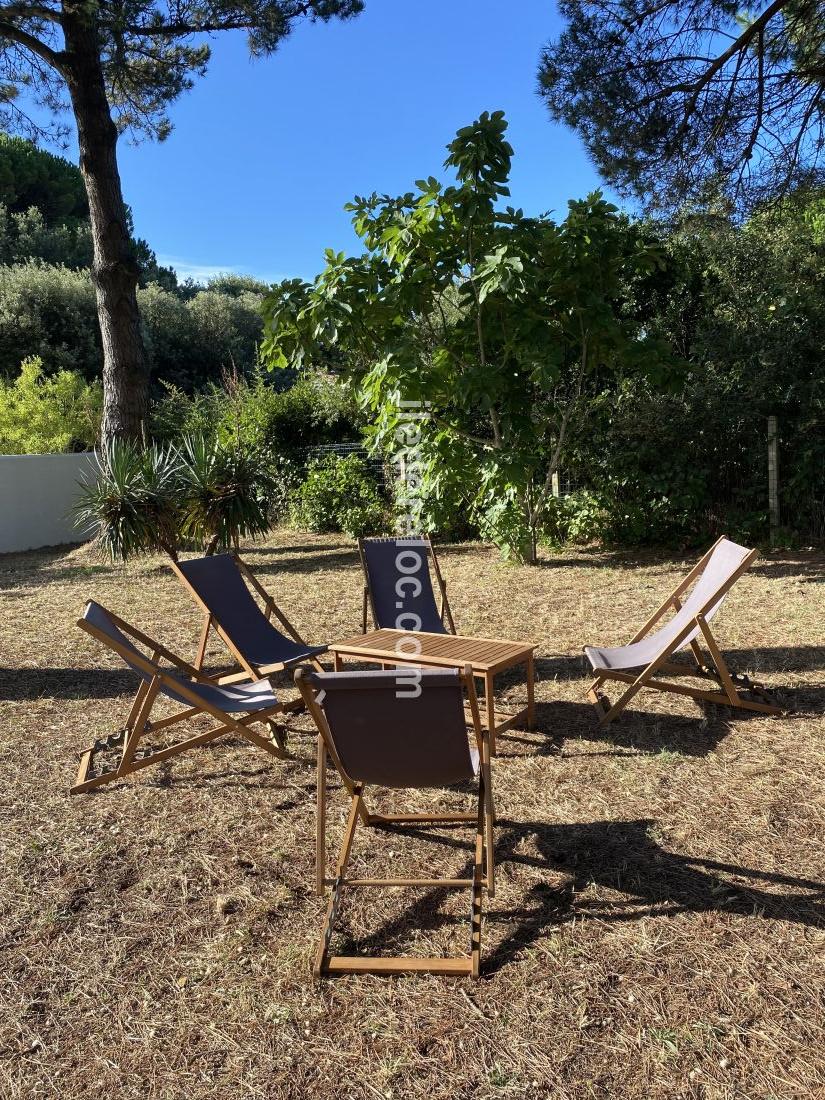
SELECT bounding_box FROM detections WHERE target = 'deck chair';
[171,553,327,683]
[72,600,297,793]
[358,536,455,634]
[584,536,782,726]
[295,664,494,978]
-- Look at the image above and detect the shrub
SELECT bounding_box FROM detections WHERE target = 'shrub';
[138,283,265,392]
[151,370,362,456]
[290,454,386,538]
[73,439,181,561]
[0,263,266,391]
[74,434,275,562]
[0,356,101,453]
[542,490,607,546]
[0,264,100,380]
[177,434,274,554]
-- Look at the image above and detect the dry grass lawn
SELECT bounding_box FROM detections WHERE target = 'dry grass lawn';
[0,532,823,1100]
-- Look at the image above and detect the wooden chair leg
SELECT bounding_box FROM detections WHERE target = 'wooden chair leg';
[525,652,536,730]
[481,760,495,895]
[697,616,740,705]
[195,613,212,671]
[484,671,497,754]
[316,737,327,897]
[314,786,363,979]
[471,792,484,980]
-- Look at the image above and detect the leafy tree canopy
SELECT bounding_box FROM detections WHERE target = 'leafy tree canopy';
[0,0,363,144]
[261,111,682,561]
[539,0,825,213]
[0,132,87,222]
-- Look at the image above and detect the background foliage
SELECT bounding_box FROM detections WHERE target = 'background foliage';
[2,127,823,550]
[0,355,102,453]
[261,112,681,562]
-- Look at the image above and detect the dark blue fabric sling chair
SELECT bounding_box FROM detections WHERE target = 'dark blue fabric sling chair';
[171,552,328,683]
[358,536,456,635]
[295,664,494,978]
[72,600,289,793]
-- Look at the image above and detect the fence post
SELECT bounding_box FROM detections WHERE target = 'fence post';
[767,415,779,545]
[551,470,560,498]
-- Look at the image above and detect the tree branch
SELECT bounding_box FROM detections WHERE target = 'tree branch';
[0,18,64,70]
[0,2,58,20]
[122,0,316,38]
[682,0,788,115]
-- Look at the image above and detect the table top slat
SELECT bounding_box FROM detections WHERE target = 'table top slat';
[330,630,535,672]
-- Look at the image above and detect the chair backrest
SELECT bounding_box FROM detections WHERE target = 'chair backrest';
[360,537,447,633]
[82,600,155,682]
[681,537,753,625]
[307,668,476,788]
[175,553,297,666]
[80,600,196,708]
[652,537,755,657]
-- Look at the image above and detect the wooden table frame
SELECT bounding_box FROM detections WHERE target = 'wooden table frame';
[329,629,536,754]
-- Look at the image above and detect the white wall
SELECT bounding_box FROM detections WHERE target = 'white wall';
[0,453,97,554]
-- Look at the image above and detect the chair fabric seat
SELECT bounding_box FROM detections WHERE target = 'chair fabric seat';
[171,674,279,713]
[584,538,752,673]
[83,601,279,713]
[308,667,476,788]
[361,538,447,634]
[176,554,327,668]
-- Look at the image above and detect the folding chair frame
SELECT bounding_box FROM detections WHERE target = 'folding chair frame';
[586,538,782,726]
[170,551,326,685]
[358,535,456,635]
[72,606,298,794]
[295,664,494,978]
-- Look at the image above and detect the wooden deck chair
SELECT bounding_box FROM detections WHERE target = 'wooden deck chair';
[295,664,494,978]
[358,535,455,634]
[584,536,782,726]
[171,552,327,684]
[72,600,297,793]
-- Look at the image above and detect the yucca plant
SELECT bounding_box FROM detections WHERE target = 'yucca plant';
[178,434,274,555]
[73,439,182,562]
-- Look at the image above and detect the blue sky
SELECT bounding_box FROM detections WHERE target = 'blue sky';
[108,1,610,284]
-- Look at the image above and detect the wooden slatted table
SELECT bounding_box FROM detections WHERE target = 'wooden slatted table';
[329,629,536,753]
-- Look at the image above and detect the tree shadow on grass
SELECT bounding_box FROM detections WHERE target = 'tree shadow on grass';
[750,556,825,583]
[500,698,733,758]
[339,817,825,972]
[243,550,362,576]
[483,817,825,974]
[0,666,137,701]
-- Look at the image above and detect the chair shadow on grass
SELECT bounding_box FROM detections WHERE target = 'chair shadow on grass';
[492,697,738,760]
[238,549,362,576]
[341,817,825,974]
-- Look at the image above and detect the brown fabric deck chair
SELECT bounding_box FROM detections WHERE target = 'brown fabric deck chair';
[295,664,494,978]
[171,552,327,683]
[72,600,296,793]
[358,535,455,634]
[584,536,782,726]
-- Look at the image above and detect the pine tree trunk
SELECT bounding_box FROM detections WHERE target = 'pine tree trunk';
[61,1,149,443]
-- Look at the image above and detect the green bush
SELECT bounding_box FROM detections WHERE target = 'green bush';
[74,433,275,562]
[542,490,607,546]
[0,264,267,391]
[290,454,386,538]
[0,356,101,453]
[138,282,265,392]
[0,204,93,269]
[0,263,100,379]
[151,370,362,455]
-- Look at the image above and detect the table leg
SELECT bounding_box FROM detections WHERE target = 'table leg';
[333,652,342,672]
[485,670,497,755]
[526,652,535,730]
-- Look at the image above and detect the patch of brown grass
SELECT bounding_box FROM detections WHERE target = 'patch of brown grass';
[0,532,822,1099]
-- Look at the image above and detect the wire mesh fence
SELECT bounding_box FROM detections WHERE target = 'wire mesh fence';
[302,442,389,484]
